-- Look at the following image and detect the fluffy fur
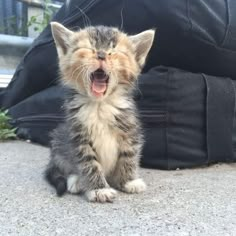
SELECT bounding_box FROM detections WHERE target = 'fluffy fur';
[45,22,155,202]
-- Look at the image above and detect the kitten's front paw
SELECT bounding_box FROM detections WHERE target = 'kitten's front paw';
[85,188,117,203]
[123,178,146,194]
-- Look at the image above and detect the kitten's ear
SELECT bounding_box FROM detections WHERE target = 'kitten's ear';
[51,22,74,56]
[129,30,155,67]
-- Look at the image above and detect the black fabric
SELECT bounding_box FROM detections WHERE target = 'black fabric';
[9,86,65,145]
[1,0,236,169]
[138,67,236,169]
[2,0,236,109]
[204,76,235,162]
[7,66,236,169]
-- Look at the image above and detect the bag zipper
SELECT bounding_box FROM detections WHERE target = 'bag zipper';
[10,114,64,126]
[10,109,167,127]
[140,110,167,127]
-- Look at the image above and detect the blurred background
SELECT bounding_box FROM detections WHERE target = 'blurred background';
[0,0,65,87]
[0,0,64,38]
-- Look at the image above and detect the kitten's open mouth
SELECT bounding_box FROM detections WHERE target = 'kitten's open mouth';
[90,69,109,97]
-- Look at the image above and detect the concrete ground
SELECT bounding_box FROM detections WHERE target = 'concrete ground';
[0,141,236,236]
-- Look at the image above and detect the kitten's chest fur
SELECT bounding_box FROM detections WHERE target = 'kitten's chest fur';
[77,98,131,175]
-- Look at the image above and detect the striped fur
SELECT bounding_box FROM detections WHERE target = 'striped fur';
[45,23,155,202]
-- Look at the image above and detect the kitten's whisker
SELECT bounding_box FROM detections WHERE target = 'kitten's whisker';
[74,67,88,83]
[136,77,143,97]
[113,66,138,78]
[111,70,120,89]
[47,75,61,87]
[86,68,93,85]
[120,3,124,30]
[68,26,80,31]
[74,67,89,83]
[74,69,87,92]
[82,69,92,92]
[71,66,85,78]
[113,71,138,91]
[113,64,137,71]
[75,6,91,28]
[71,63,94,79]
[117,66,138,73]
[65,0,71,15]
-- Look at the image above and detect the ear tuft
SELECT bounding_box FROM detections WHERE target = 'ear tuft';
[51,22,74,56]
[129,29,155,67]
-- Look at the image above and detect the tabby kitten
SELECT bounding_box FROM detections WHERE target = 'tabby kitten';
[45,22,155,203]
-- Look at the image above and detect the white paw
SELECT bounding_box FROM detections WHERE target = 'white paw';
[124,178,146,194]
[67,175,80,194]
[85,188,117,203]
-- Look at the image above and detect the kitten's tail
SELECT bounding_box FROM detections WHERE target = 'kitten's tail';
[45,165,67,196]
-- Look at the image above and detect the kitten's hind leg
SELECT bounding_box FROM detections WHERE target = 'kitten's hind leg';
[44,164,67,196]
[67,175,80,194]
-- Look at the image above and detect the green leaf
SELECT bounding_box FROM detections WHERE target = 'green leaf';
[0,110,17,140]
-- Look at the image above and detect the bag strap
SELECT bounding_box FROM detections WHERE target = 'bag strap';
[204,75,235,162]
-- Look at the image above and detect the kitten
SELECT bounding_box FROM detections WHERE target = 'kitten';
[45,22,155,203]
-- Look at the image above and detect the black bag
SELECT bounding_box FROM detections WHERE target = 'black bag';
[1,0,236,108]
[137,66,236,169]
[1,0,236,169]
[8,66,236,169]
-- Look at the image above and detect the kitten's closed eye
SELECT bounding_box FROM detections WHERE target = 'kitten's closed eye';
[51,22,155,98]
[73,47,95,53]
[112,49,129,57]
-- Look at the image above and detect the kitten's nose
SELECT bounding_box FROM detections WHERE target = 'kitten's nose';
[97,51,106,60]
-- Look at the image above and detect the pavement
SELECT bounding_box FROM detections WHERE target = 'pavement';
[0,141,236,236]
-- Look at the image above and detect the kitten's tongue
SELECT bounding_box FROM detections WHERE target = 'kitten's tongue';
[91,69,108,97]
[92,79,107,95]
